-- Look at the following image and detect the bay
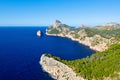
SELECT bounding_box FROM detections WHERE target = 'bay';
[0,27,95,80]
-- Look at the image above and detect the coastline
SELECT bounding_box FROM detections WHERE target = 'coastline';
[40,28,120,80]
[46,32,99,51]
[40,54,84,80]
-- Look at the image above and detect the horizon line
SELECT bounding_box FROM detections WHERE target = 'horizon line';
[0,21,120,27]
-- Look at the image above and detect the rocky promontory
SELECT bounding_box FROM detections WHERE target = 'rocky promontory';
[46,20,109,51]
[40,54,84,80]
[46,20,120,51]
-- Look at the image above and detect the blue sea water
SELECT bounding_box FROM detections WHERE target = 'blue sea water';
[0,27,95,80]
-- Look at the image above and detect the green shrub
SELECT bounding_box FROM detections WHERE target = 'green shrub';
[46,44,120,80]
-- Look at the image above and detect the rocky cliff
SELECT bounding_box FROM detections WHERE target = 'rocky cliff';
[46,20,120,51]
[40,54,84,80]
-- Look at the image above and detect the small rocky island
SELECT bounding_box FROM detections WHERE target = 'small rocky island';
[40,54,84,80]
[37,30,41,37]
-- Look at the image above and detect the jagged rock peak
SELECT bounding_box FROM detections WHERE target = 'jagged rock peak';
[52,20,62,28]
[55,20,62,24]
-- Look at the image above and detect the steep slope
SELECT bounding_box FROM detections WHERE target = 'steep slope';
[46,20,70,35]
[43,44,120,80]
[46,20,120,51]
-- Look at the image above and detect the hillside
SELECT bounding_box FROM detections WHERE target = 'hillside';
[44,44,120,80]
[46,20,120,51]
[42,20,120,80]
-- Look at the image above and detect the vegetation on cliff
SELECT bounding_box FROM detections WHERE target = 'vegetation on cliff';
[84,28,120,39]
[47,21,120,39]
[47,20,120,51]
[45,21,120,79]
[45,44,120,80]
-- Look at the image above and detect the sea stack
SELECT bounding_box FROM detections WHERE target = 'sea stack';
[37,30,41,37]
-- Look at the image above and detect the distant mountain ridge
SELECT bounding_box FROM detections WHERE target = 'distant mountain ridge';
[97,22,120,30]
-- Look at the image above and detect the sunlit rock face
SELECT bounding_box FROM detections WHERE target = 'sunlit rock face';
[52,20,62,28]
[40,54,84,80]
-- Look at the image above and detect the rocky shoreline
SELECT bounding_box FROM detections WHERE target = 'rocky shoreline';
[45,20,116,51]
[40,54,84,80]
[46,31,109,51]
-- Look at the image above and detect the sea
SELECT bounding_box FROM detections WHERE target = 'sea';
[0,26,95,80]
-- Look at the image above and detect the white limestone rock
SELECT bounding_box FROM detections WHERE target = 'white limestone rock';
[40,54,84,80]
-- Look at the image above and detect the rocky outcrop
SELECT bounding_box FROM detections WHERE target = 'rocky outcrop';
[40,54,84,80]
[52,20,62,28]
[47,20,70,35]
[37,30,41,37]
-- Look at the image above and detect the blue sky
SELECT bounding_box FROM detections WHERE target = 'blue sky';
[0,0,120,26]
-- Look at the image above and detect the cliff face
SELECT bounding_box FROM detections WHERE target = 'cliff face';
[46,20,119,51]
[40,54,84,80]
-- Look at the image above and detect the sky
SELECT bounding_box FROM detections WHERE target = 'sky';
[0,0,120,26]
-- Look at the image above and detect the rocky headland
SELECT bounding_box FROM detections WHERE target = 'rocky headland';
[46,20,120,51]
[40,54,84,80]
